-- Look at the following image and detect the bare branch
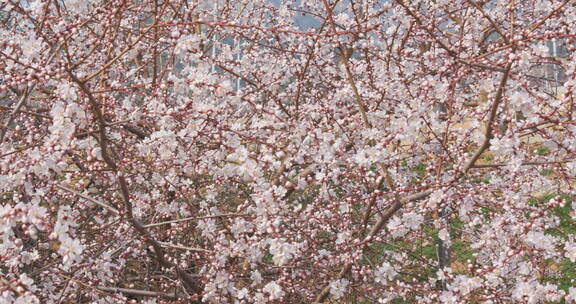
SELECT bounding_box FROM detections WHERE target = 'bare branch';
[56,184,120,215]
[144,213,249,228]
[97,286,178,299]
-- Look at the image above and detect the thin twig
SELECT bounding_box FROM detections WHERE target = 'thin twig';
[82,26,156,83]
[465,0,510,44]
[470,159,573,168]
[56,184,120,215]
[0,86,33,144]
[0,105,52,120]
[158,242,213,253]
[144,213,249,228]
[320,0,371,127]
[0,42,63,144]
[97,286,177,299]
[314,188,432,303]
[69,70,203,296]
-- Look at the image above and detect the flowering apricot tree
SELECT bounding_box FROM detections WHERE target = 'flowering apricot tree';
[1,0,576,303]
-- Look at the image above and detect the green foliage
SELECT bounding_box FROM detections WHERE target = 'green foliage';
[472,177,491,184]
[556,259,576,291]
[551,195,576,237]
[539,193,576,293]
[360,193,572,303]
[262,251,273,264]
[422,224,439,241]
[421,244,437,260]
[535,145,551,156]
[452,240,474,262]
[412,164,427,176]
[540,193,575,238]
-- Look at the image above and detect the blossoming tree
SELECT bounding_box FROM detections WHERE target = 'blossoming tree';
[1,0,576,303]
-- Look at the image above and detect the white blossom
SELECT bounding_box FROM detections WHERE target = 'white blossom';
[329,279,349,299]
[58,236,83,267]
[565,240,576,262]
[374,262,397,284]
[269,239,298,266]
[262,281,285,300]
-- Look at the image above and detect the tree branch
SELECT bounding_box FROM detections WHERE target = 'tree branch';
[462,62,513,174]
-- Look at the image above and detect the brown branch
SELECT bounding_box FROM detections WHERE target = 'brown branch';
[462,62,513,173]
[472,0,570,61]
[68,72,204,298]
[215,63,292,117]
[144,213,249,228]
[82,25,156,83]
[456,59,507,73]
[465,0,510,44]
[0,41,64,144]
[294,18,330,118]
[470,159,574,168]
[527,0,572,33]
[0,144,42,159]
[395,0,456,57]
[0,86,33,144]
[360,175,386,231]
[320,0,371,128]
[0,105,52,120]
[97,286,177,299]
[56,184,120,215]
[313,189,431,303]
[157,241,214,253]
[123,123,150,139]
[314,62,513,303]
